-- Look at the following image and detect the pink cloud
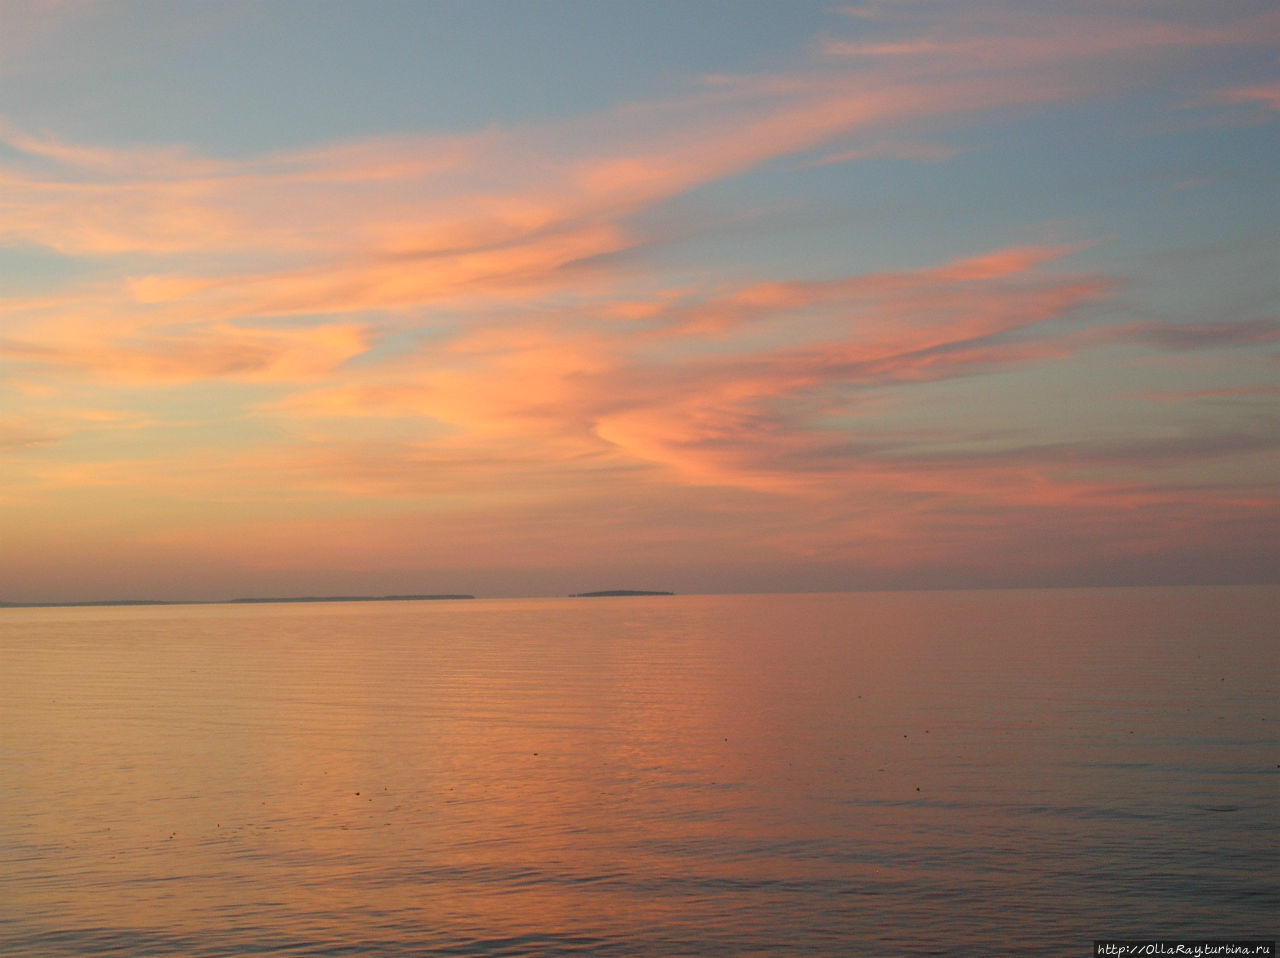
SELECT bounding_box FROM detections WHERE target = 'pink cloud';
[1211,80,1280,111]
[261,243,1113,499]
[3,1,1276,592]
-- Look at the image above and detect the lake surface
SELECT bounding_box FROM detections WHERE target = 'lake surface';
[1,588,1276,956]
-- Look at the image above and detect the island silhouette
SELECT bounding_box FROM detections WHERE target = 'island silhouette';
[569,590,675,597]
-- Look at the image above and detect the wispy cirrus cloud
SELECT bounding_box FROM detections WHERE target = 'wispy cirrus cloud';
[0,416,61,453]
[1139,385,1280,402]
[3,0,1271,336]
[2,0,1277,596]
[1210,80,1280,111]
[1120,317,1280,350]
[2,323,370,384]
[260,243,1113,495]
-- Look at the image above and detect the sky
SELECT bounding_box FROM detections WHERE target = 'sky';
[1,0,1277,601]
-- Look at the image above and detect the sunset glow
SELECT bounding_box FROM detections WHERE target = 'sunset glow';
[1,0,1277,600]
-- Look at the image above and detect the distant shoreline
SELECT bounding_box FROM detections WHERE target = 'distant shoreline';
[0,594,476,610]
[0,590,683,608]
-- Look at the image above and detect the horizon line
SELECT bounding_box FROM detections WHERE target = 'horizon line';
[2,581,1277,610]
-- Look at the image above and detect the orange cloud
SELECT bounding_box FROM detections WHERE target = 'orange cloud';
[257,244,1114,500]
[2,1,1276,596]
[2,322,370,385]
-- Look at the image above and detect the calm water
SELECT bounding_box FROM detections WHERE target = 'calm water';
[1,588,1275,956]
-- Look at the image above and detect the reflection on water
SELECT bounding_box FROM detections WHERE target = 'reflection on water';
[1,588,1276,955]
